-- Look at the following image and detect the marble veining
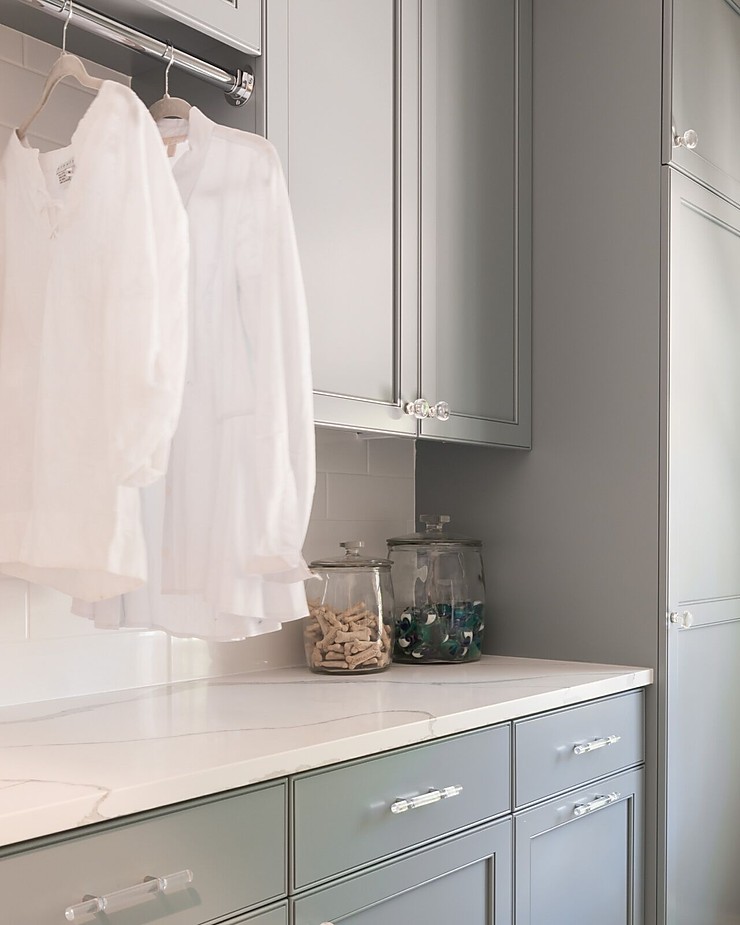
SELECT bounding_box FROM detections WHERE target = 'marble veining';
[0,655,652,849]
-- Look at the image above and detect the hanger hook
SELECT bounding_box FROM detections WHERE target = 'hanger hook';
[163,42,175,98]
[61,0,73,55]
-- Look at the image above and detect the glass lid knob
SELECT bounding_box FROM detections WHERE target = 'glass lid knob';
[419,514,451,534]
[340,540,365,557]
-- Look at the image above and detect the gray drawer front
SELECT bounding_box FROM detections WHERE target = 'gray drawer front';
[0,782,287,925]
[514,691,644,807]
[292,725,510,889]
[292,818,512,925]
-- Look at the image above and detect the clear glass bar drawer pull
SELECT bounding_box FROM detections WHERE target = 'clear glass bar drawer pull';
[390,785,463,814]
[573,792,621,817]
[65,869,193,921]
[573,734,621,755]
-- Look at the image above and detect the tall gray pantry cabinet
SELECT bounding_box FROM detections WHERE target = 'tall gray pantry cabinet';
[417,0,740,923]
[265,0,531,448]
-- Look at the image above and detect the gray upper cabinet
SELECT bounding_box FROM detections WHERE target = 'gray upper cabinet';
[135,0,261,54]
[667,0,740,206]
[266,0,531,446]
[418,0,531,446]
[266,0,418,436]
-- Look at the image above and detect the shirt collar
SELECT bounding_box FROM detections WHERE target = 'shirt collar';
[170,106,215,207]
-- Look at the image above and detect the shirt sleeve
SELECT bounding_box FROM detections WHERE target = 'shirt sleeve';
[235,141,315,581]
[107,95,189,488]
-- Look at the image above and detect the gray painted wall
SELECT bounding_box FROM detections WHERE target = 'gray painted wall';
[417,0,664,673]
[416,1,664,921]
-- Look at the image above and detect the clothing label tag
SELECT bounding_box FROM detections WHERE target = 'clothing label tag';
[161,133,188,159]
[56,158,76,185]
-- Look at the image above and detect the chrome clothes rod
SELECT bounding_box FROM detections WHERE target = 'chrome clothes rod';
[16,0,254,105]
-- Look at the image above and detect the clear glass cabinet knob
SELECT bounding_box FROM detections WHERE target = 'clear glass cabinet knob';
[404,398,450,420]
[673,127,698,150]
[404,398,432,419]
[433,401,451,421]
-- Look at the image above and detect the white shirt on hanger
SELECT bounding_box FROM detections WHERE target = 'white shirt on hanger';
[75,108,315,639]
[0,81,189,601]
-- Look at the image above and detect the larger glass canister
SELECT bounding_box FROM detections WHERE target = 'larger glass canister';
[304,541,395,674]
[387,515,486,663]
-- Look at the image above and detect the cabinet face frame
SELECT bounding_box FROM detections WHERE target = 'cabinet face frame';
[265,0,419,437]
[418,0,532,448]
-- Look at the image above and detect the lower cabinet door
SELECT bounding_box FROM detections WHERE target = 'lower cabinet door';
[514,768,643,925]
[292,819,512,925]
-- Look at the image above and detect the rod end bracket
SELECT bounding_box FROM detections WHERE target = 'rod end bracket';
[225,66,254,106]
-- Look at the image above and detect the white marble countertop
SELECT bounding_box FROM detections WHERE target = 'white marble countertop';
[0,655,652,849]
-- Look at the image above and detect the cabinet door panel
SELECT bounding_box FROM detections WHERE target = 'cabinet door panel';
[667,170,740,924]
[515,769,643,925]
[266,0,418,435]
[669,0,740,206]
[419,0,531,446]
[669,172,740,622]
[666,621,740,925]
[292,819,512,925]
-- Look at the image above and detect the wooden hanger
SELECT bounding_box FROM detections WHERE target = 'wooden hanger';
[17,2,103,142]
[149,43,192,124]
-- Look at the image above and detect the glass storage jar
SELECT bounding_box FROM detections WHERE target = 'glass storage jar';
[304,541,395,674]
[387,515,486,664]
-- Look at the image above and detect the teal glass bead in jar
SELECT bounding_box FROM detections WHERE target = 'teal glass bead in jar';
[387,515,486,664]
[304,541,395,674]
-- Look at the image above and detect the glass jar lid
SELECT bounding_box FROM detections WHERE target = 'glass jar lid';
[309,540,393,570]
[387,514,482,548]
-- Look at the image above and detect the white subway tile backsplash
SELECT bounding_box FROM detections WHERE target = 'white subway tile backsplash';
[304,519,409,562]
[21,34,131,84]
[170,620,305,679]
[0,59,96,144]
[0,578,28,643]
[310,472,328,521]
[327,472,415,522]
[28,584,125,639]
[316,427,369,474]
[0,24,23,66]
[0,632,171,706]
[0,22,416,702]
[367,436,415,477]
